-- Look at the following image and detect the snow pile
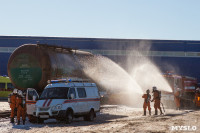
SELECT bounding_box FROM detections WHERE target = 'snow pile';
[0,102,10,112]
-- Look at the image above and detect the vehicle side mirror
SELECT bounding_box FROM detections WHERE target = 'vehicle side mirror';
[33,96,37,101]
[70,94,75,99]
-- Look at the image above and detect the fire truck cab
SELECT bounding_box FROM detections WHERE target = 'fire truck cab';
[26,79,100,123]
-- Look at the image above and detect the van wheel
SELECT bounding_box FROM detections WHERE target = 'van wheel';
[66,110,73,124]
[84,109,95,121]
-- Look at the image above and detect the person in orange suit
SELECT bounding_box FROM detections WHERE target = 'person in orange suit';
[8,89,18,123]
[142,89,151,116]
[174,88,181,110]
[151,86,163,115]
[194,88,200,107]
[16,90,26,125]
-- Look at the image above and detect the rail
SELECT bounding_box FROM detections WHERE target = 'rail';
[0,111,10,118]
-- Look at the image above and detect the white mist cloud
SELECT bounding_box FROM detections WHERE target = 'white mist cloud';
[78,55,143,95]
[126,43,172,93]
[76,42,172,107]
[130,55,172,92]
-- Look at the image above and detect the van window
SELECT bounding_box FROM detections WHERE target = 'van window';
[68,88,76,99]
[40,87,69,100]
[77,88,86,98]
[28,90,38,100]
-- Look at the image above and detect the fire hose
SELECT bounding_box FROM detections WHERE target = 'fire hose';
[151,100,165,113]
[160,102,165,113]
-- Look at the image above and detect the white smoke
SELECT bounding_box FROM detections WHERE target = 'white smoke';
[129,52,172,92]
[78,55,143,95]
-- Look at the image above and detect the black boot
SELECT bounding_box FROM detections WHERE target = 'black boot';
[17,120,20,125]
[149,110,151,116]
[155,110,158,115]
[143,110,146,116]
[10,118,14,123]
[23,120,25,125]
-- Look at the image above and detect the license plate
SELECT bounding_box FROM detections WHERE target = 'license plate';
[40,115,49,118]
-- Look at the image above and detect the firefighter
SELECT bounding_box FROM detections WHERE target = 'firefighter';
[16,90,26,125]
[8,89,18,123]
[174,88,181,110]
[151,86,163,115]
[142,89,151,116]
[194,88,200,107]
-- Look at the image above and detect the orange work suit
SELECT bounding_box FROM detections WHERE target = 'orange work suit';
[142,94,151,111]
[10,94,17,118]
[174,91,181,108]
[194,93,200,107]
[16,96,26,121]
[152,91,161,110]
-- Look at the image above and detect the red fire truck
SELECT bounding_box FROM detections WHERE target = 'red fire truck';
[162,72,197,108]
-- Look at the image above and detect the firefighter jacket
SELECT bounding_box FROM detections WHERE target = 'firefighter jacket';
[9,93,17,109]
[16,96,26,109]
[152,90,160,102]
[142,94,151,103]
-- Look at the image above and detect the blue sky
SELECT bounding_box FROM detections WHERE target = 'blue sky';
[0,0,199,40]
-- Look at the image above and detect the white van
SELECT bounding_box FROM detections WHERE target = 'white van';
[26,79,100,123]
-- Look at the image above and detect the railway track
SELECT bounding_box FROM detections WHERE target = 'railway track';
[0,111,10,118]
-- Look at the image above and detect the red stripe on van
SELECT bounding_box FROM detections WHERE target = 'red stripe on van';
[47,99,52,107]
[43,99,48,107]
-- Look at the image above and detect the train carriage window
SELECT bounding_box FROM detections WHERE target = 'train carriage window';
[77,88,86,98]
[0,83,5,89]
[7,83,14,90]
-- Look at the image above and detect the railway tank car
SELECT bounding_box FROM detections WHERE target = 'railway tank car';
[7,44,92,92]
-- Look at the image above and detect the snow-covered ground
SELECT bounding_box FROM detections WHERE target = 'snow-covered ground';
[0,102,199,133]
[0,101,10,112]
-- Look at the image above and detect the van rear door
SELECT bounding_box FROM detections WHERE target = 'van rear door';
[26,88,39,115]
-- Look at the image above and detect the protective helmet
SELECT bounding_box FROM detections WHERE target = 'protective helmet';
[146,89,150,94]
[13,89,18,94]
[18,90,23,96]
[152,86,157,92]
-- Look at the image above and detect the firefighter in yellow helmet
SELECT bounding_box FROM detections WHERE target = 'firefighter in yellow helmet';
[8,89,18,123]
[16,90,26,125]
